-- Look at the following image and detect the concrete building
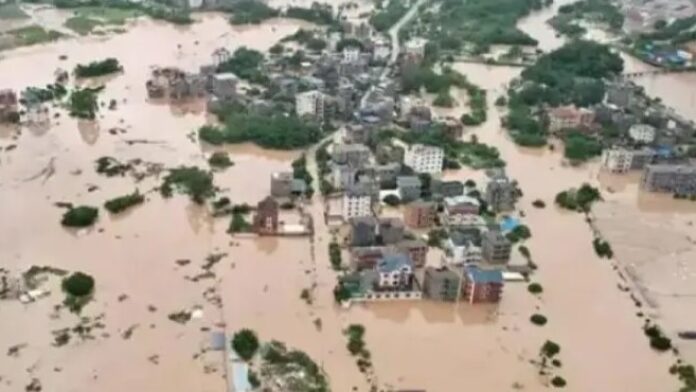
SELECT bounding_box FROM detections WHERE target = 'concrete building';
[395,240,428,268]
[343,46,361,63]
[0,89,18,122]
[430,180,465,200]
[368,162,401,186]
[343,183,374,219]
[253,197,279,235]
[629,123,657,144]
[423,267,461,301]
[332,164,359,190]
[601,147,656,173]
[403,201,436,229]
[296,90,326,122]
[444,195,480,217]
[481,229,512,265]
[462,265,503,304]
[332,143,371,167]
[606,84,633,108]
[350,217,377,247]
[396,176,422,202]
[377,254,414,289]
[378,218,405,245]
[641,164,696,196]
[485,175,516,213]
[404,144,444,174]
[547,105,595,132]
[404,37,428,60]
[270,172,293,198]
[446,228,482,265]
[408,106,433,132]
[373,39,391,62]
[350,246,388,270]
[211,73,238,101]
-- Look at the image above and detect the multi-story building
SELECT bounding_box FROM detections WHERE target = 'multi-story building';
[423,267,461,301]
[481,229,512,265]
[342,183,374,219]
[444,195,480,217]
[395,240,428,267]
[350,246,388,270]
[430,180,465,200]
[378,218,405,245]
[295,90,326,122]
[404,37,428,60]
[0,89,19,122]
[350,217,377,247]
[446,228,482,265]
[332,143,371,167]
[403,201,436,228]
[629,123,657,144]
[485,174,516,213]
[641,164,696,196]
[601,147,656,173]
[253,197,279,235]
[396,176,422,202]
[462,265,503,304]
[270,172,293,198]
[332,164,359,190]
[404,144,444,174]
[211,73,238,101]
[376,254,414,289]
[547,105,595,132]
[343,46,361,63]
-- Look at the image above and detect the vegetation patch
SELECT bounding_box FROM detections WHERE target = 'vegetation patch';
[6,25,64,48]
[61,206,99,227]
[643,323,672,352]
[329,241,342,270]
[505,224,531,243]
[228,210,252,233]
[216,47,268,85]
[592,237,613,259]
[160,167,216,204]
[563,131,602,162]
[285,3,335,25]
[95,156,131,176]
[227,0,278,25]
[555,184,601,212]
[62,272,95,313]
[530,314,548,326]
[65,16,104,35]
[528,282,543,294]
[0,3,29,19]
[75,58,123,78]
[104,191,144,214]
[260,340,330,391]
[232,328,260,360]
[370,0,408,31]
[207,152,234,169]
[345,324,372,372]
[69,86,103,119]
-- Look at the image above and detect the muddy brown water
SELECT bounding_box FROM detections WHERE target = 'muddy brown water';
[1,4,695,392]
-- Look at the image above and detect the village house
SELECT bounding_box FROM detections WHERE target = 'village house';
[395,239,428,268]
[408,106,433,132]
[629,123,657,144]
[481,229,512,265]
[350,217,377,247]
[332,143,371,167]
[446,228,482,265]
[210,73,238,101]
[641,164,696,196]
[444,195,480,217]
[485,174,516,213]
[253,197,279,235]
[396,176,422,202]
[342,183,374,219]
[462,265,503,304]
[350,246,388,270]
[601,147,656,173]
[296,90,327,123]
[366,162,401,187]
[0,89,18,122]
[430,180,465,200]
[270,172,306,198]
[438,116,464,140]
[403,201,436,229]
[403,37,428,63]
[332,164,360,190]
[404,144,444,174]
[378,218,405,245]
[547,105,595,132]
[377,254,414,289]
[423,266,461,301]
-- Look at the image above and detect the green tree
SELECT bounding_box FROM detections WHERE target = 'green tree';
[232,329,260,360]
[62,272,95,297]
[61,206,99,227]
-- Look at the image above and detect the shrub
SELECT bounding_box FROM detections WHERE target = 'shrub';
[74,58,122,78]
[208,152,234,169]
[382,194,401,206]
[592,238,613,259]
[104,191,144,214]
[506,224,531,243]
[532,199,546,208]
[62,272,95,297]
[530,314,548,326]
[541,340,561,358]
[329,242,341,270]
[232,329,259,361]
[61,206,99,227]
[160,167,215,204]
[528,282,543,294]
[551,376,567,387]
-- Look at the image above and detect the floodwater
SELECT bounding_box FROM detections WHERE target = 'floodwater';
[1,3,695,392]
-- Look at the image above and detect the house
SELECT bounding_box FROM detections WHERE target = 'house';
[378,218,405,245]
[444,195,480,217]
[396,239,428,268]
[547,105,595,132]
[345,124,372,144]
[0,89,18,122]
[253,197,279,235]
[606,84,634,108]
[439,116,464,140]
[333,164,359,190]
[403,201,436,229]
[296,90,326,123]
[404,144,444,174]
[332,143,371,167]
[342,183,374,219]
[270,172,293,198]
[408,106,432,132]
[404,37,428,60]
[350,246,388,270]
[481,229,512,265]
[485,174,516,213]
[396,176,422,202]
[376,254,414,289]
[211,73,238,101]
[367,162,401,186]
[430,180,464,200]
[423,267,461,301]
[446,228,482,264]
[641,164,696,196]
[629,123,657,144]
[350,217,377,247]
[462,265,503,304]
[343,46,361,63]
[601,147,656,173]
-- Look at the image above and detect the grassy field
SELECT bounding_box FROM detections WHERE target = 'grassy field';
[63,7,142,34]
[0,3,28,20]
[7,25,64,46]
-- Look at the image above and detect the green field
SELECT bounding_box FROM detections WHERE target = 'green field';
[63,6,142,34]
[7,25,64,46]
[0,3,28,20]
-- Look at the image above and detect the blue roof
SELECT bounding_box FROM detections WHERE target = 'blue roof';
[377,254,411,273]
[499,216,520,233]
[233,362,251,391]
[466,266,503,284]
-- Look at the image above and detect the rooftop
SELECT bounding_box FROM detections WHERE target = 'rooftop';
[466,265,503,284]
[377,253,412,273]
[449,228,481,246]
[397,176,422,188]
[444,195,480,208]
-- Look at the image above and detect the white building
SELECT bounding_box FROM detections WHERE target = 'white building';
[296,90,326,122]
[373,38,390,62]
[404,144,444,174]
[343,46,361,63]
[601,147,634,173]
[376,254,413,288]
[342,184,373,219]
[629,123,656,144]
[404,37,428,58]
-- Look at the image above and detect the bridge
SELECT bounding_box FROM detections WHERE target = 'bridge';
[622,68,696,79]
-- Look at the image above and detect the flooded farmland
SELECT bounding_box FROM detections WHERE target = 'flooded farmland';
[1,2,696,392]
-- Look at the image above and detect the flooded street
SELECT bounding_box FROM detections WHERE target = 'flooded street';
[1,2,695,392]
